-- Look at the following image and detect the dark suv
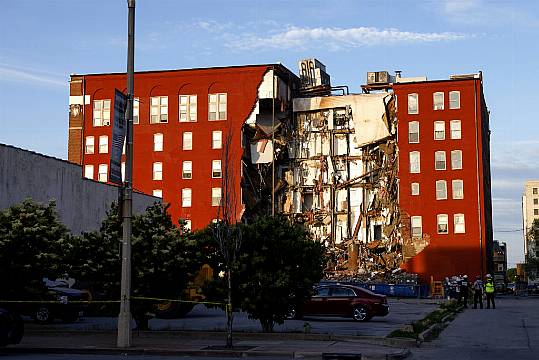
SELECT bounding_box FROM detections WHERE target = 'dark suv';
[289,284,389,322]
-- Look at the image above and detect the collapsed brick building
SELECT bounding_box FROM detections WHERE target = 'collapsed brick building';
[68,59,492,284]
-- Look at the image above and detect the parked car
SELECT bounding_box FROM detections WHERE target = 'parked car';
[506,282,516,294]
[288,284,389,322]
[0,308,24,346]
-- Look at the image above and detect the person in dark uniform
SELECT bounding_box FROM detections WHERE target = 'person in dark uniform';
[459,275,469,308]
[473,275,483,309]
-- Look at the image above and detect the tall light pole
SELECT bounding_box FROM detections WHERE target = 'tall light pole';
[117,0,135,348]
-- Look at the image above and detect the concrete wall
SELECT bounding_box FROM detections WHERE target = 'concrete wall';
[0,144,158,234]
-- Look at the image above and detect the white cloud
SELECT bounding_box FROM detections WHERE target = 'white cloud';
[0,65,65,87]
[225,26,468,51]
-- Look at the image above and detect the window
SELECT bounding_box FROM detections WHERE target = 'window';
[153,162,163,180]
[411,216,422,238]
[150,96,168,123]
[449,91,460,109]
[410,151,421,173]
[408,93,418,114]
[533,188,538,195]
[179,95,197,122]
[212,187,222,206]
[433,92,444,110]
[332,287,355,297]
[436,180,447,200]
[451,150,463,169]
[84,165,94,179]
[212,160,222,178]
[534,198,538,205]
[183,132,193,150]
[435,151,446,170]
[121,161,125,182]
[212,131,222,149]
[411,182,420,196]
[209,93,227,120]
[408,122,419,143]
[454,214,465,233]
[98,164,108,182]
[153,189,162,198]
[154,133,163,152]
[434,121,445,140]
[182,161,192,179]
[452,180,464,199]
[437,214,449,234]
[184,219,192,231]
[182,188,192,207]
[98,135,108,154]
[450,120,462,139]
[85,136,95,154]
[133,97,139,124]
[93,99,111,126]
[535,209,539,216]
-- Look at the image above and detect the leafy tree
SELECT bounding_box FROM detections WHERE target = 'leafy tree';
[0,199,70,299]
[130,202,202,329]
[238,215,325,332]
[525,219,539,280]
[506,268,517,282]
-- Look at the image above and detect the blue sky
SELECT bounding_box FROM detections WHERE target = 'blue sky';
[0,0,538,267]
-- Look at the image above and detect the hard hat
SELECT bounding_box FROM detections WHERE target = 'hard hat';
[463,275,468,278]
[486,274,492,278]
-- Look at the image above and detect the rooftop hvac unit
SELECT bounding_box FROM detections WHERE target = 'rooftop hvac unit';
[366,71,391,85]
[299,58,330,88]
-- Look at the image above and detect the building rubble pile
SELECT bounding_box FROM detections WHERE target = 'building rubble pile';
[241,60,424,283]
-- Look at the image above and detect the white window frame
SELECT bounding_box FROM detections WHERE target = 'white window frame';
[153,162,163,181]
[408,93,418,115]
[434,121,445,140]
[183,132,193,150]
[182,161,192,179]
[454,214,465,233]
[450,120,462,139]
[153,189,163,198]
[436,180,447,200]
[435,151,446,170]
[411,182,420,196]
[98,164,108,182]
[150,96,168,124]
[410,151,420,173]
[449,91,461,109]
[211,187,222,207]
[408,121,419,143]
[209,93,227,121]
[98,135,108,154]
[179,95,197,122]
[452,179,464,199]
[84,165,94,179]
[433,92,444,110]
[154,133,164,152]
[212,131,223,149]
[182,188,192,208]
[212,160,222,178]
[411,216,422,238]
[437,214,449,234]
[85,136,95,154]
[184,219,192,231]
[93,99,111,127]
[451,150,463,170]
[133,97,140,124]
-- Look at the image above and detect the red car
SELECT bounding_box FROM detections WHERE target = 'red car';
[289,284,389,322]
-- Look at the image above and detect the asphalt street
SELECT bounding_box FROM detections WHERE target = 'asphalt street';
[411,296,539,360]
[25,298,439,337]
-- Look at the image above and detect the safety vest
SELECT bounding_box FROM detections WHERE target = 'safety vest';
[485,280,495,294]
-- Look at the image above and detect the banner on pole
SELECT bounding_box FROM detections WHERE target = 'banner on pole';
[110,89,127,185]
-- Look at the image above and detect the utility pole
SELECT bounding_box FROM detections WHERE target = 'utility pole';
[271,66,275,216]
[117,0,135,348]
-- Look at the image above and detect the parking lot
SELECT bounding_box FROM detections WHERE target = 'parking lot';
[26,298,440,337]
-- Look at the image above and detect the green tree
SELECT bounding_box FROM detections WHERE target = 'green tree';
[238,215,325,332]
[525,219,539,280]
[0,199,70,299]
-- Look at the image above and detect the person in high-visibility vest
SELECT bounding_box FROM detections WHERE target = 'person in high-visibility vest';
[484,274,496,309]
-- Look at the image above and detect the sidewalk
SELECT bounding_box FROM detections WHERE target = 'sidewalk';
[4,330,412,359]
